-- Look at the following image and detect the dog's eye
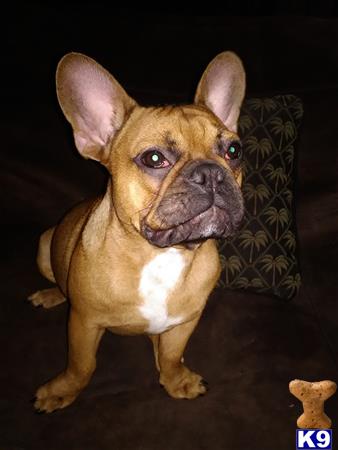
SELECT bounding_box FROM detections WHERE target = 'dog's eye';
[225,142,242,160]
[141,150,170,169]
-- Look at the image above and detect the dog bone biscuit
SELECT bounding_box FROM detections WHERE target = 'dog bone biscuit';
[289,379,337,429]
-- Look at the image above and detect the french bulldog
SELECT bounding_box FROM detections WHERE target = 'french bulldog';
[28,51,245,412]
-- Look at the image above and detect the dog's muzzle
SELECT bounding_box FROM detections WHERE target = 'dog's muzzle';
[142,160,244,248]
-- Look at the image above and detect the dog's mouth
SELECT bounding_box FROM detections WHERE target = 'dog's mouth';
[141,205,241,248]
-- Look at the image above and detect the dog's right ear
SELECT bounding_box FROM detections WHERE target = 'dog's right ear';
[56,53,136,164]
[194,52,245,133]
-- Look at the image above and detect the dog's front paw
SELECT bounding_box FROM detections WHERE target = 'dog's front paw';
[34,391,77,413]
[34,374,80,413]
[160,366,208,399]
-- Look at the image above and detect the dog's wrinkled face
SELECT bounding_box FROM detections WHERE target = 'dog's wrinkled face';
[110,105,244,247]
[56,51,246,247]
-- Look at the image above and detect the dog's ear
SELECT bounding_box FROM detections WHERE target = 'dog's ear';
[56,53,136,164]
[194,52,245,133]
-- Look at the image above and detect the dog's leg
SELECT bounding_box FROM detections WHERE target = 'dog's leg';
[28,227,66,308]
[148,334,160,371]
[149,334,184,372]
[158,314,207,399]
[28,286,66,308]
[36,227,56,282]
[34,310,104,413]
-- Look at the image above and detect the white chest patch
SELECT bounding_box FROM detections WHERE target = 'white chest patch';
[138,248,186,334]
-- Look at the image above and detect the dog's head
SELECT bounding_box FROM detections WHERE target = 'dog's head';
[56,52,245,247]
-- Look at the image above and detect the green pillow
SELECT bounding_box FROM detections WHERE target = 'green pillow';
[218,95,303,300]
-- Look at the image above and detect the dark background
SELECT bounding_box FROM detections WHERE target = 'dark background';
[1,4,338,450]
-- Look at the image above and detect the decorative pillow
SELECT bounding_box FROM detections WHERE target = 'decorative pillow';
[217,95,303,300]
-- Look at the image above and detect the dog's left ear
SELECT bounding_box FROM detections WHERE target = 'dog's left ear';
[194,52,246,133]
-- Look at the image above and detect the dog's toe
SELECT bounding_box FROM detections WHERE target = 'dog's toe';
[200,379,209,390]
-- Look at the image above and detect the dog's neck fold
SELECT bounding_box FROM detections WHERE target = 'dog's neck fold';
[81,181,200,264]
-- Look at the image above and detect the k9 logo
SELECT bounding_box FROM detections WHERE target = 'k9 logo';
[296,429,332,449]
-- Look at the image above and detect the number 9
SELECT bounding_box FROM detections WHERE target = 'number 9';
[317,430,330,448]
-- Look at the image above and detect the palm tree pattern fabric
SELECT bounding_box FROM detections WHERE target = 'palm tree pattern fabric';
[218,95,303,300]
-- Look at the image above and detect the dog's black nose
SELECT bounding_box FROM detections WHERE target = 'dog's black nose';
[188,162,225,189]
